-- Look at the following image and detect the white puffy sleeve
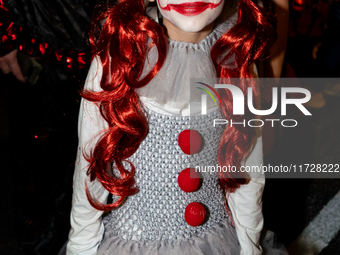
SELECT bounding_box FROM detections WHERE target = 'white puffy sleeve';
[67,57,110,255]
[227,131,265,255]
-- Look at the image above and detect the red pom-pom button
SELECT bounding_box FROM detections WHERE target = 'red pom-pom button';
[185,202,206,227]
[178,129,202,155]
[178,168,200,193]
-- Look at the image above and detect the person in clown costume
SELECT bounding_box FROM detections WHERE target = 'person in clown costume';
[61,0,288,254]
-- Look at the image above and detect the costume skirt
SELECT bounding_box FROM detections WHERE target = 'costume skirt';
[58,216,287,255]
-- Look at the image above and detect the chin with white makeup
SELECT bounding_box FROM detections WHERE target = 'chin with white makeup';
[153,0,225,35]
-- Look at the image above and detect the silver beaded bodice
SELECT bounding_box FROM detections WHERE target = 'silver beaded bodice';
[107,107,228,242]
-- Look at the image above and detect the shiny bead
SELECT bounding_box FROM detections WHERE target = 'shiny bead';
[178,168,200,192]
[178,129,202,155]
[185,202,206,227]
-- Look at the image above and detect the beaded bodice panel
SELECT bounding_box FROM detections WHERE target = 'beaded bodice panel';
[107,107,228,241]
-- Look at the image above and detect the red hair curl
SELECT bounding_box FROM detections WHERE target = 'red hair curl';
[83,0,167,211]
[211,0,277,193]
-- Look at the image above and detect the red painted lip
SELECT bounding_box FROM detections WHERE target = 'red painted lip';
[158,0,223,16]
[171,2,210,16]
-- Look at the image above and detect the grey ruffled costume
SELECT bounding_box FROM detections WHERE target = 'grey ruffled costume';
[97,108,240,255]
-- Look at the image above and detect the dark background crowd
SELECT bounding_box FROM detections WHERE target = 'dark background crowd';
[0,1,96,254]
[0,0,339,254]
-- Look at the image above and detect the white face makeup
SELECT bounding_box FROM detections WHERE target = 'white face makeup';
[156,0,225,33]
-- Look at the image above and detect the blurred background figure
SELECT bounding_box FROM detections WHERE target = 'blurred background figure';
[289,0,340,108]
[0,1,97,254]
[263,0,340,254]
